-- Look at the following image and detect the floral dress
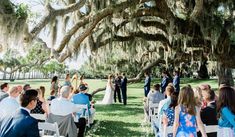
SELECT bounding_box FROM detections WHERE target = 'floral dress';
[176,106,197,137]
[164,107,174,137]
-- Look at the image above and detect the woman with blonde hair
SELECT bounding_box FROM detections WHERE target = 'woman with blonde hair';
[193,87,203,107]
[173,86,207,137]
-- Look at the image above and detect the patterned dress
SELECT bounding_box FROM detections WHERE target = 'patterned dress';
[31,99,45,114]
[176,106,197,137]
[164,107,174,137]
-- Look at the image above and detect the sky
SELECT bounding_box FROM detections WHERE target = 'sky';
[11,0,89,70]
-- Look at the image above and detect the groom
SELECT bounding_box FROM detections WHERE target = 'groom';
[121,73,127,105]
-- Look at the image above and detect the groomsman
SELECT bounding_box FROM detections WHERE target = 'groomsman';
[114,73,122,103]
[144,72,151,97]
[161,71,169,93]
[121,73,127,105]
[173,70,180,92]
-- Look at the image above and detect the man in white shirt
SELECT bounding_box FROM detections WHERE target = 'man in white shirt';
[50,86,86,137]
[0,86,20,119]
[50,86,80,116]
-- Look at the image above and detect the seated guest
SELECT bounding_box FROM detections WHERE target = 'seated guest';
[31,87,49,116]
[71,84,95,123]
[198,89,217,137]
[144,84,164,120]
[157,85,175,134]
[193,87,203,108]
[0,83,9,102]
[0,86,20,119]
[50,86,85,137]
[0,89,40,137]
[162,92,179,137]
[23,84,31,91]
[147,84,164,103]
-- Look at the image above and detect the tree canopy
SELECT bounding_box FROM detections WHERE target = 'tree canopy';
[0,0,235,84]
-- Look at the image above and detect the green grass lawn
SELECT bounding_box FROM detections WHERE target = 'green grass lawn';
[2,78,220,136]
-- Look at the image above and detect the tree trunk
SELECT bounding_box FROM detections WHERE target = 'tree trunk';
[217,62,234,86]
[2,67,6,79]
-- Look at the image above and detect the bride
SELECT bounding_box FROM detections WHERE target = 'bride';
[100,75,114,104]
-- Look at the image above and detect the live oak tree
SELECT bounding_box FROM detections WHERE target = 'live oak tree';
[0,0,235,87]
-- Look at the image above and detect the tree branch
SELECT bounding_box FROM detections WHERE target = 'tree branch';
[30,0,86,37]
[56,0,153,62]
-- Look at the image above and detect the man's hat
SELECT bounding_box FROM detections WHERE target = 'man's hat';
[79,84,87,91]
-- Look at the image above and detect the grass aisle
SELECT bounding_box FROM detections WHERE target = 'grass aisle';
[86,88,152,137]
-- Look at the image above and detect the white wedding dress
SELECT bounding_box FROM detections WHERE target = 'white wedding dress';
[100,80,114,104]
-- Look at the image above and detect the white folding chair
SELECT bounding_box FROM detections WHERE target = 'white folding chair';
[148,102,159,121]
[31,114,46,121]
[162,125,218,136]
[163,125,173,137]
[38,122,64,137]
[75,104,90,127]
[205,125,218,133]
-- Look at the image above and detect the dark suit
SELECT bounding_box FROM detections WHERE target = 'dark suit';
[173,75,180,92]
[121,77,127,105]
[198,101,217,137]
[114,76,122,103]
[161,76,169,93]
[0,108,40,137]
[144,76,151,97]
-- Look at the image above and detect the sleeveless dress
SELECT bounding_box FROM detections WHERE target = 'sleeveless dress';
[31,99,45,114]
[100,80,114,104]
[164,107,175,137]
[51,81,59,96]
[176,106,197,137]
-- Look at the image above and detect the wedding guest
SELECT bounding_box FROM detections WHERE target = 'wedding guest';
[31,87,49,115]
[51,76,59,96]
[71,84,95,122]
[147,84,164,104]
[50,86,85,137]
[193,87,203,107]
[144,84,164,120]
[23,84,31,91]
[162,92,179,137]
[0,86,20,119]
[0,89,40,137]
[217,86,235,136]
[173,86,207,137]
[199,89,217,137]
[157,85,174,134]
[0,83,9,102]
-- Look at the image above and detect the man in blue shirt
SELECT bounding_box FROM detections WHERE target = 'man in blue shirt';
[71,84,95,122]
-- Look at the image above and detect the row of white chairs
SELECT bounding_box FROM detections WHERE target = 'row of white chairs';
[31,104,91,137]
[163,125,218,136]
[147,101,218,137]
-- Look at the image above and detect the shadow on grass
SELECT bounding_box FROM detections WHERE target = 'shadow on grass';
[87,120,143,136]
